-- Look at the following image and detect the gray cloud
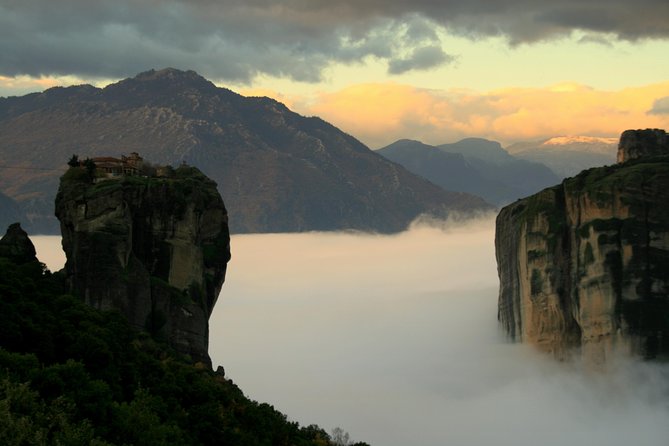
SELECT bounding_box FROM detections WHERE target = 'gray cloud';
[650,96,669,115]
[1,0,668,84]
[388,45,455,74]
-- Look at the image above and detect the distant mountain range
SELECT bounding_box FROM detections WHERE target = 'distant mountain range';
[506,136,618,178]
[0,68,490,234]
[377,138,560,205]
[0,191,24,233]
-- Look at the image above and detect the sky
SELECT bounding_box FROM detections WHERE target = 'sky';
[33,219,669,446]
[2,0,669,147]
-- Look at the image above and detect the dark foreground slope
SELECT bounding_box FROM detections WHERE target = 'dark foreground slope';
[0,68,488,233]
[496,129,669,363]
[0,224,365,446]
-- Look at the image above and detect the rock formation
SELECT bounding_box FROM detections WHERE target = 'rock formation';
[55,163,230,366]
[0,222,37,264]
[496,129,669,362]
[617,128,669,163]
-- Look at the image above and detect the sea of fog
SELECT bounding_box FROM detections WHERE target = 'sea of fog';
[33,217,669,446]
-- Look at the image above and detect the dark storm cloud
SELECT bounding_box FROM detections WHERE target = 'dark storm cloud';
[1,0,668,83]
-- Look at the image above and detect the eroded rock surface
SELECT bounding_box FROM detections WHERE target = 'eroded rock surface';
[55,165,230,366]
[497,129,669,361]
[617,128,669,163]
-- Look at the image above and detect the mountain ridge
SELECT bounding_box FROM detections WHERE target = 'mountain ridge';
[506,135,618,177]
[377,138,560,206]
[0,68,490,234]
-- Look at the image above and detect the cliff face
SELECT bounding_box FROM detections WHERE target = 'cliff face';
[496,129,669,361]
[617,128,669,163]
[55,165,230,365]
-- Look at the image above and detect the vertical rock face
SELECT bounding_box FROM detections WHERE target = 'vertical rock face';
[55,165,230,366]
[617,128,669,163]
[497,129,669,362]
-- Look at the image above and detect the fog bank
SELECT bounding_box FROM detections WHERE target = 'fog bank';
[209,218,669,446]
[33,220,669,446]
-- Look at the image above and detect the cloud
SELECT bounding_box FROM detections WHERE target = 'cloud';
[649,96,669,115]
[1,1,668,83]
[30,214,669,446]
[0,74,104,97]
[388,45,455,74]
[301,81,669,147]
[203,220,669,446]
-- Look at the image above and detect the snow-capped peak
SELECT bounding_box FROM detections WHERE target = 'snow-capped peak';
[543,136,618,146]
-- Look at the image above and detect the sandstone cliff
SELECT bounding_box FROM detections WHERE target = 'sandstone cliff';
[55,164,230,366]
[617,128,669,163]
[496,129,669,361]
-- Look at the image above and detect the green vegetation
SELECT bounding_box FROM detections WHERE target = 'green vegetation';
[527,249,545,262]
[510,187,567,256]
[0,252,365,445]
[58,162,222,221]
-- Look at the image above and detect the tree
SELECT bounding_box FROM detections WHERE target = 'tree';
[83,158,97,181]
[67,154,80,168]
[331,427,350,446]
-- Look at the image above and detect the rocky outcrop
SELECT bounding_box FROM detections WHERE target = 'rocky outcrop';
[617,128,669,163]
[55,164,230,366]
[496,129,669,362]
[0,222,37,264]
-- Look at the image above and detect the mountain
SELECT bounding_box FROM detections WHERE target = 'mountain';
[377,138,560,206]
[438,137,517,164]
[496,129,669,362]
[0,68,489,234]
[377,139,509,204]
[0,190,24,233]
[506,136,618,178]
[439,138,561,203]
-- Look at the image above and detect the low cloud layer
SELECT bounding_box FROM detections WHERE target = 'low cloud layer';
[206,219,669,446]
[32,220,669,446]
[2,0,668,83]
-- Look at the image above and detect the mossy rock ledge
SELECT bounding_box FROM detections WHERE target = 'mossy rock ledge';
[55,165,230,366]
[496,129,669,362]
